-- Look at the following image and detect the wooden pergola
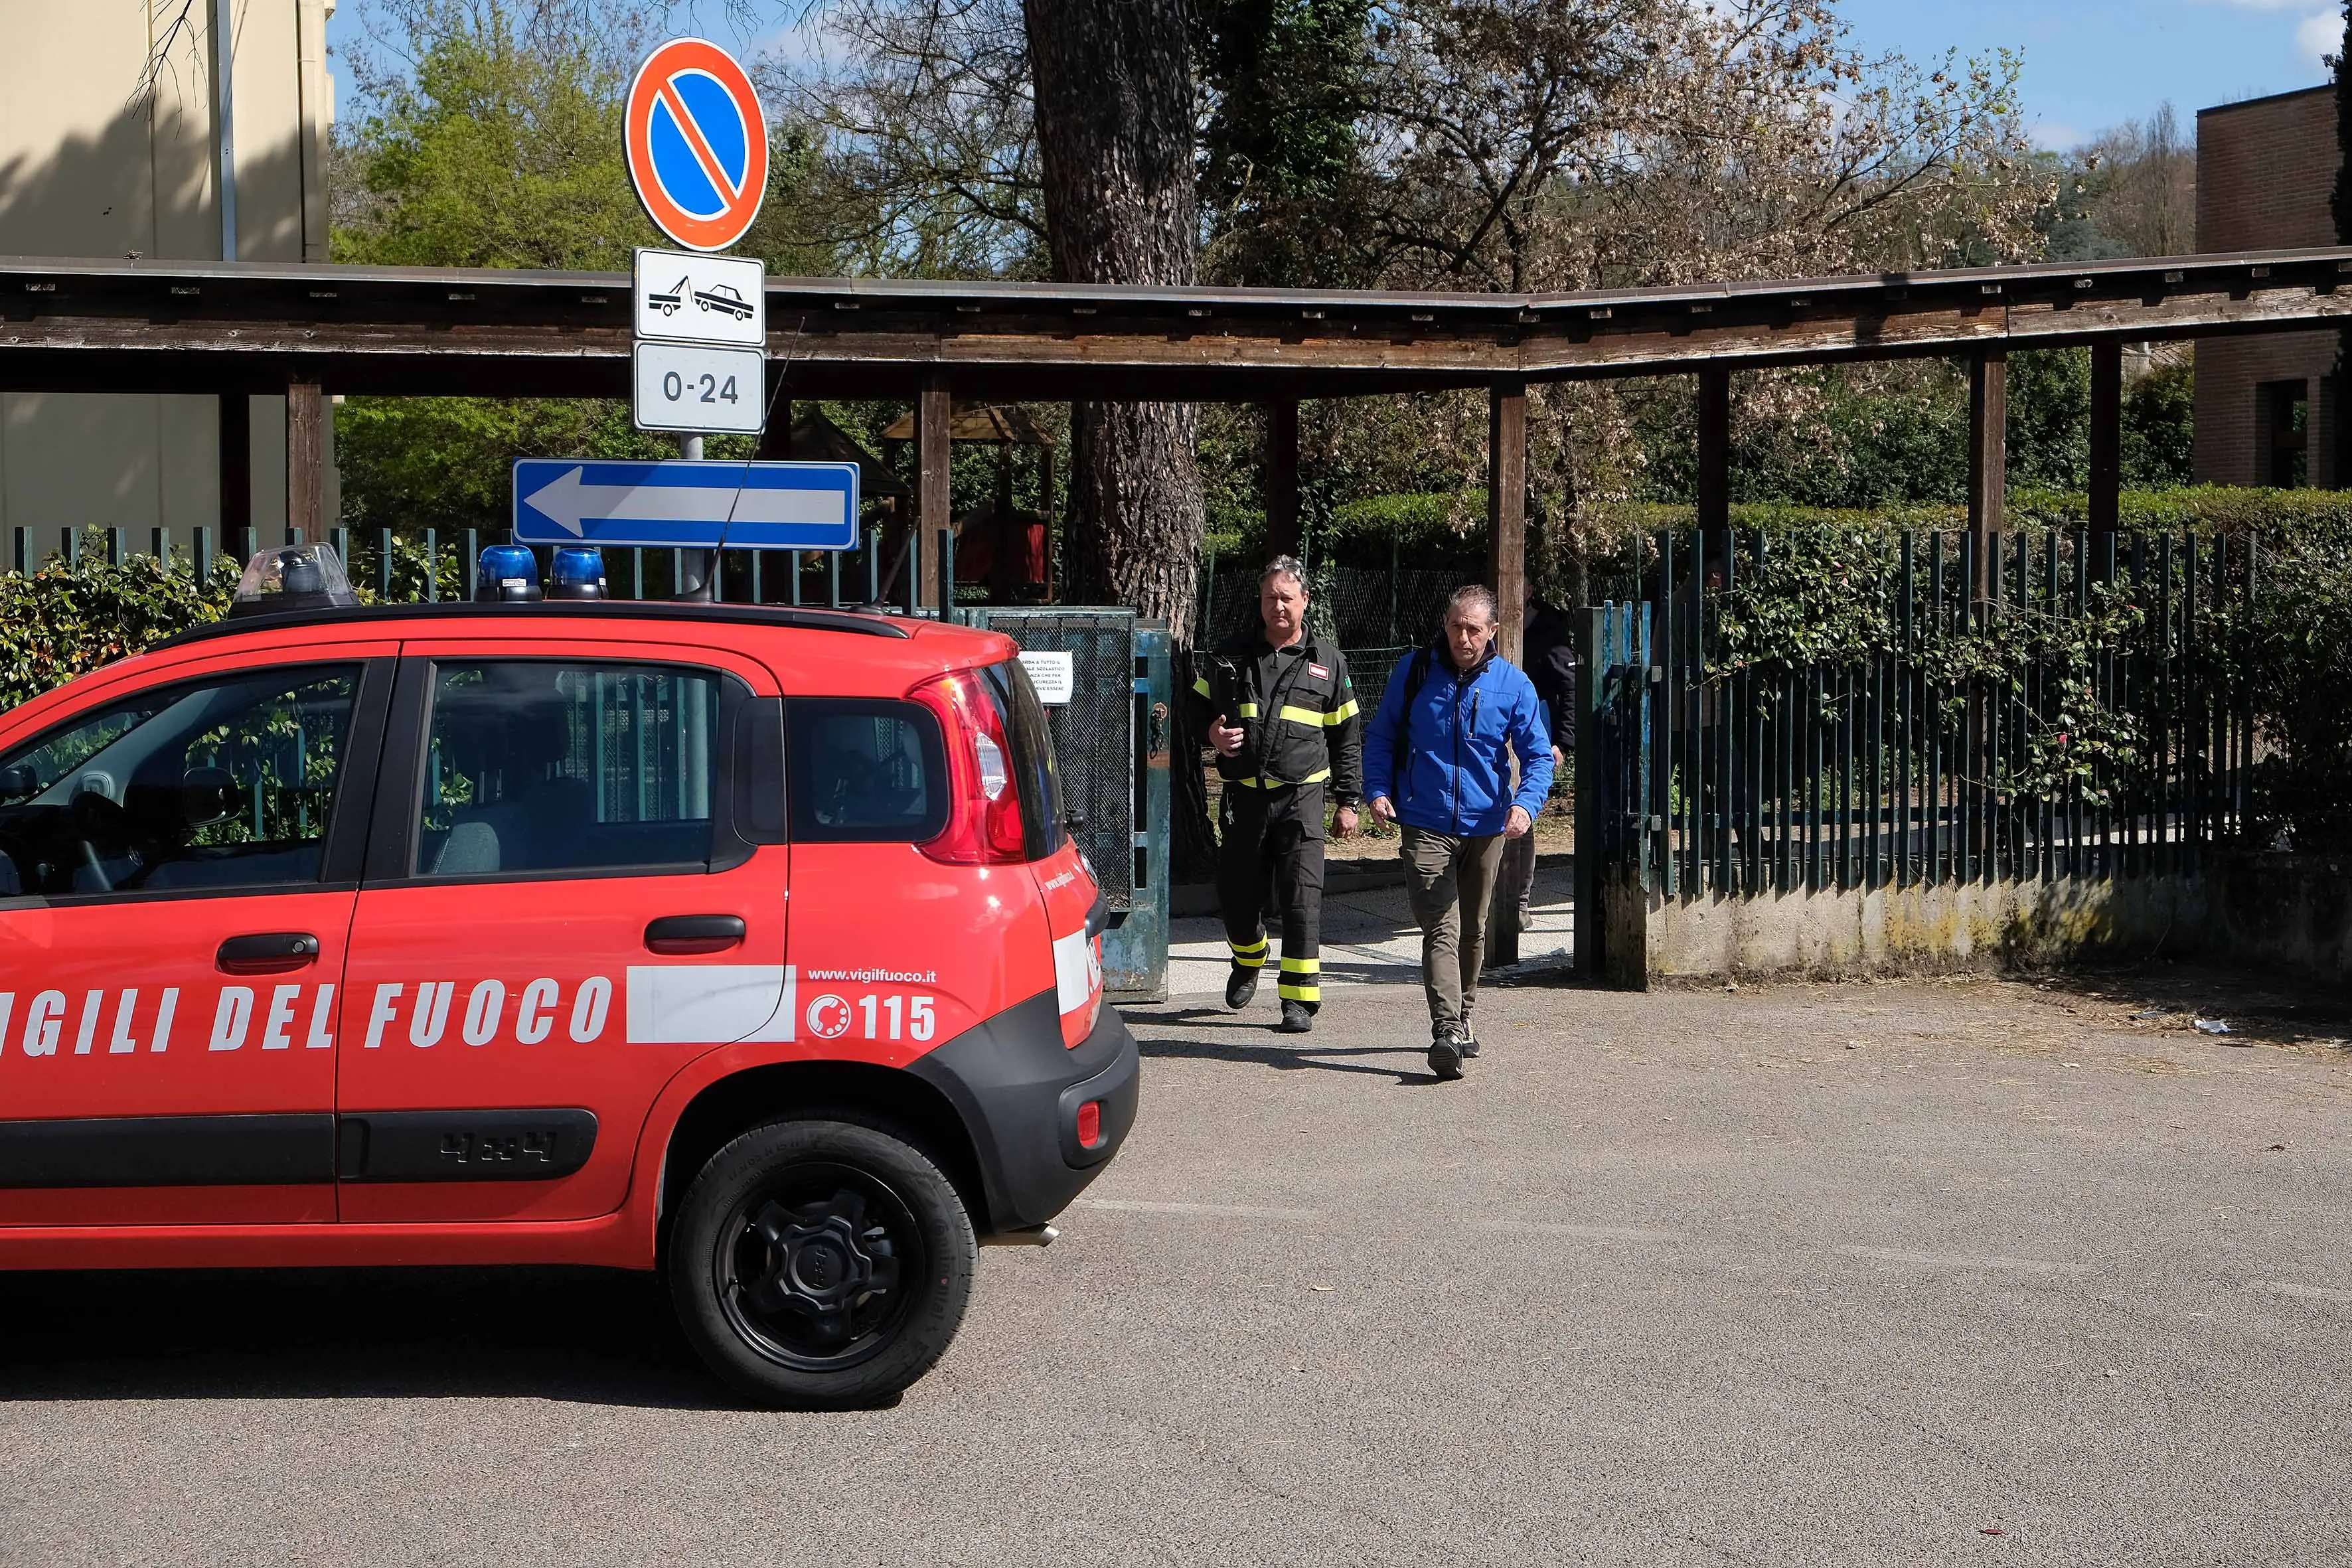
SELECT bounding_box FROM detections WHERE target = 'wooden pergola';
[8,245,2352,654]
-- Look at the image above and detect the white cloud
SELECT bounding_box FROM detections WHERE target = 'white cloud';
[2295,9,2341,66]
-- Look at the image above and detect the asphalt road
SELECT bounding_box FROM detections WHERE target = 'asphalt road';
[3,969,2349,1565]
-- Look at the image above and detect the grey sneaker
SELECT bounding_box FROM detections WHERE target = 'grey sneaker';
[1276,999,1314,1034]
[1225,964,1261,1012]
[1428,1024,1465,1081]
[1459,1018,1480,1060]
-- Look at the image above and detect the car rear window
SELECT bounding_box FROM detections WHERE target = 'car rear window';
[786,700,948,844]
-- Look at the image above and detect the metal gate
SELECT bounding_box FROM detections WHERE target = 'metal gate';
[961,608,1172,1000]
[1573,600,1655,989]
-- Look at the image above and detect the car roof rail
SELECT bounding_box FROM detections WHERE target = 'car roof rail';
[148,599,917,652]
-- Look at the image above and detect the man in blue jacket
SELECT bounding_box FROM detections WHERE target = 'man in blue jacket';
[1364,584,1555,1081]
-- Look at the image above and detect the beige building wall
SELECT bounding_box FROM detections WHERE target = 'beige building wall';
[2195,86,2341,488]
[0,0,335,560]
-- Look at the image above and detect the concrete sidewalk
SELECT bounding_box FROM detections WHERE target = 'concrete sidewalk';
[1166,856,1576,1000]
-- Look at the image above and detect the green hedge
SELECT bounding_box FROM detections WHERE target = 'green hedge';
[1583,487,2352,544]
[0,548,240,711]
[0,530,462,715]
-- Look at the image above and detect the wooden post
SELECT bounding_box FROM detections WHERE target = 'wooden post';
[1265,400,1300,560]
[1042,440,1059,601]
[1696,366,1731,534]
[1967,347,2007,599]
[285,377,325,542]
[994,437,1018,601]
[218,392,250,550]
[755,372,792,460]
[2090,340,2122,534]
[1487,380,1528,666]
[917,372,951,611]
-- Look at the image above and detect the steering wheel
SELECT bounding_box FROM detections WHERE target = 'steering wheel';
[66,788,145,894]
[0,825,32,898]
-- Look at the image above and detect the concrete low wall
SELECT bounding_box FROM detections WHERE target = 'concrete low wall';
[1630,874,2210,984]
[2206,852,2352,985]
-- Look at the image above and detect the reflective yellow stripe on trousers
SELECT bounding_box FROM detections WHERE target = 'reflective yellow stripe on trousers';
[1277,955,1320,1004]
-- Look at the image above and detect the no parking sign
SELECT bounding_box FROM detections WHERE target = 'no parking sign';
[624,38,769,253]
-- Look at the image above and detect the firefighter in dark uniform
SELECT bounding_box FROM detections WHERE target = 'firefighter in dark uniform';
[1192,556,1364,1034]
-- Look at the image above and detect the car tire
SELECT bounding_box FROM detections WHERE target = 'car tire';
[667,1116,977,1409]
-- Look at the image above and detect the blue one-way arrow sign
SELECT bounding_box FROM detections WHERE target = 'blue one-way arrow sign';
[512,459,861,550]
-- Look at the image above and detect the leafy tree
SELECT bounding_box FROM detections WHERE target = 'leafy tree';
[2123,356,2194,491]
[767,0,1048,278]
[1194,0,1373,287]
[335,1,653,269]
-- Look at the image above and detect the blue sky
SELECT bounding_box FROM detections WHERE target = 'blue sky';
[1835,0,2341,147]
[325,1,2345,153]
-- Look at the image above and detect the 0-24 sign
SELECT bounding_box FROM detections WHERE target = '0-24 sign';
[632,341,764,435]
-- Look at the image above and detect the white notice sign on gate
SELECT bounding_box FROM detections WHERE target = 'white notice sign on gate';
[1019,651,1075,705]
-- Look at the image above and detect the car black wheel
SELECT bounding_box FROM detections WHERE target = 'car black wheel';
[668,1117,976,1408]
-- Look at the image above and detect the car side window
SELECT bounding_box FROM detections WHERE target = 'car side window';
[0,666,361,900]
[787,700,947,843]
[414,661,726,878]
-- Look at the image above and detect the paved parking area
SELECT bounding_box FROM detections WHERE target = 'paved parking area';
[1164,856,1574,999]
[3,963,2348,1565]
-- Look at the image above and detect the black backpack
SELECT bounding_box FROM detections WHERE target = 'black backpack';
[1388,648,1433,805]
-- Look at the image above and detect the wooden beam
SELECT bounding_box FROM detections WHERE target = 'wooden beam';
[2089,340,2122,532]
[1968,348,2007,598]
[285,376,325,542]
[218,392,250,546]
[917,371,951,609]
[21,252,2352,400]
[1487,380,1528,666]
[1264,400,1300,560]
[1696,367,1731,533]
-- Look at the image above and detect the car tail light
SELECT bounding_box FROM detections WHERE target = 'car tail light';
[912,668,1028,866]
[1076,1100,1103,1149]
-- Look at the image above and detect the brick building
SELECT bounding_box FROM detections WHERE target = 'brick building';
[2195,86,2341,487]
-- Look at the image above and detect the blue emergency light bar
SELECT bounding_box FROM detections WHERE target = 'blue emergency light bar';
[475,544,543,603]
[550,546,607,600]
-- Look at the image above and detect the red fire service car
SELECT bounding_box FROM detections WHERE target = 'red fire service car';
[0,543,1138,1407]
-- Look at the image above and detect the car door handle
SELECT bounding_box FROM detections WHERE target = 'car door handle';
[645,915,746,956]
[217,933,321,975]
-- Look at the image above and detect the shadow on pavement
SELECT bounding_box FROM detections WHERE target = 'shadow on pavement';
[1127,1024,1443,1085]
[0,1266,760,1409]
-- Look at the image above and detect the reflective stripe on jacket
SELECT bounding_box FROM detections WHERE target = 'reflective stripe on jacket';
[1190,635,1363,803]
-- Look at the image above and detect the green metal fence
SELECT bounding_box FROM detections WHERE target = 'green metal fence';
[7,522,934,613]
[1586,528,2260,910]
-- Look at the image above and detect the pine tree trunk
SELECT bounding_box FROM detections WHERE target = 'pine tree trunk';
[1026,0,1219,879]
[1024,0,1206,643]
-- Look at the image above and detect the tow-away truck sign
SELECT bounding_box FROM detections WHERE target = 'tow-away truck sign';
[634,248,765,347]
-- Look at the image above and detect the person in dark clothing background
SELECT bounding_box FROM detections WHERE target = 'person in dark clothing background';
[1191,557,1364,1034]
[1496,589,1577,938]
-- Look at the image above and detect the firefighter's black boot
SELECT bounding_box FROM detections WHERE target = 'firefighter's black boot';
[1225,964,1261,1011]
[1277,999,1314,1034]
